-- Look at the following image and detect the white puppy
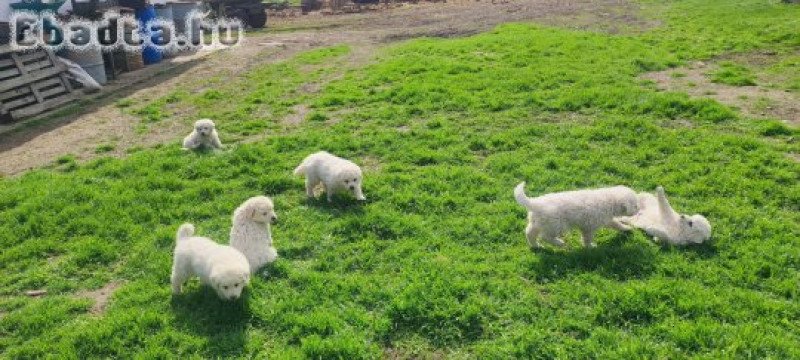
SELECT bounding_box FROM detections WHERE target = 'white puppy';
[619,186,712,245]
[293,151,366,202]
[230,196,279,274]
[182,119,222,150]
[514,182,639,249]
[171,223,250,300]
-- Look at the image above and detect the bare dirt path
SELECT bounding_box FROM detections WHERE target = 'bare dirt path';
[0,0,647,176]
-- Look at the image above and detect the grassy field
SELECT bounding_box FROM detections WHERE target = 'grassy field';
[1,0,799,358]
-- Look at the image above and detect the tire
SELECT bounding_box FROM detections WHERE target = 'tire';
[247,11,267,28]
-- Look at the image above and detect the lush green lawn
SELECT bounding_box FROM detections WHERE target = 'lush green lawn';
[2,0,799,358]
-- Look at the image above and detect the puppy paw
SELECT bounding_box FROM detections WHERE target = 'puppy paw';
[546,238,566,248]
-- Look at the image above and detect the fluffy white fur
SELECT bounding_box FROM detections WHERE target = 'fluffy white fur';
[171,223,250,300]
[294,151,366,202]
[230,196,279,274]
[619,186,712,245]
[182,119,222,150]
[514,182,639,249]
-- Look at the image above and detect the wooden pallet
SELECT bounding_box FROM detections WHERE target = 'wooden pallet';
[0,45,76,123]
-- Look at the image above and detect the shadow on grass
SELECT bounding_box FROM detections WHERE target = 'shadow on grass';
[170,286,250,357]
[528,234,658,282]
[184,146,220,156]
[279,244,315,261]
[303,195,367,214]
[661,240,718,259]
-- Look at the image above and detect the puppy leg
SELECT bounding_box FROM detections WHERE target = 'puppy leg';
[525,219,541,249]
[305,175,318,198]
[266,246,278,263]
[580,229,596,248]
[210,131,223,149]
[170,258,190,295]
[540,227,566,248]
[182,134,197,150]
[322,181,333,202]
[656,186,680,225]
[542,236,566,248]
[641,224,673,244]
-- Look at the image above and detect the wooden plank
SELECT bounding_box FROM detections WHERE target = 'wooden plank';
[3,94,38,110]
[45,49,75,92]
[47,50,75,92]
[17,51,48,64]
[23,59,53,73]
[0,49,76,121]
[10,93,77,118]
[10,53,26,75]
[33,77,63,91]
[60,72,74,92]
[0,66,66,93]
[39,84,68,98]
[0,67,21,80]
[0,86,32,101]
[0,45,14,55]
[30,87,44,104]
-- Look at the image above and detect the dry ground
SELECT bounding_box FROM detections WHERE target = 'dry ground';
[642,58,800,126]
[0,0,671,176]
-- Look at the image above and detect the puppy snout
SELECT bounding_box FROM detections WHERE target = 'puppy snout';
[271,215,278,224]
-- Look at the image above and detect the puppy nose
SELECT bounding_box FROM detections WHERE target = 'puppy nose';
[349,185,355,191]
[271,215,278,223]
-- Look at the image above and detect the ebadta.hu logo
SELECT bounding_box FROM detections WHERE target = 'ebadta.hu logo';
[7,1,244,52]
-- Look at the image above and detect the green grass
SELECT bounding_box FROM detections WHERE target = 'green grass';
[1,0,800,358]
[709,61,758,86]
[766,54,800,92]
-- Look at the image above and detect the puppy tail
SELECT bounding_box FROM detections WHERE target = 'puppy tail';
[514,182,537,212]
[176,223,195,242]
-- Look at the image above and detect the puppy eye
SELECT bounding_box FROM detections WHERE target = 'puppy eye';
[353,178,357,182]
[688,221,693,227]
[344,180,349,183]
[224,286,229,290]
[234,283,239,287]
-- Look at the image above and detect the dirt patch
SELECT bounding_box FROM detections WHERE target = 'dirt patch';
[76,281,123,315]
[284,104,311,126]
[642,61,800,126]
[360,155,383,172]
[0,0,651,176]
